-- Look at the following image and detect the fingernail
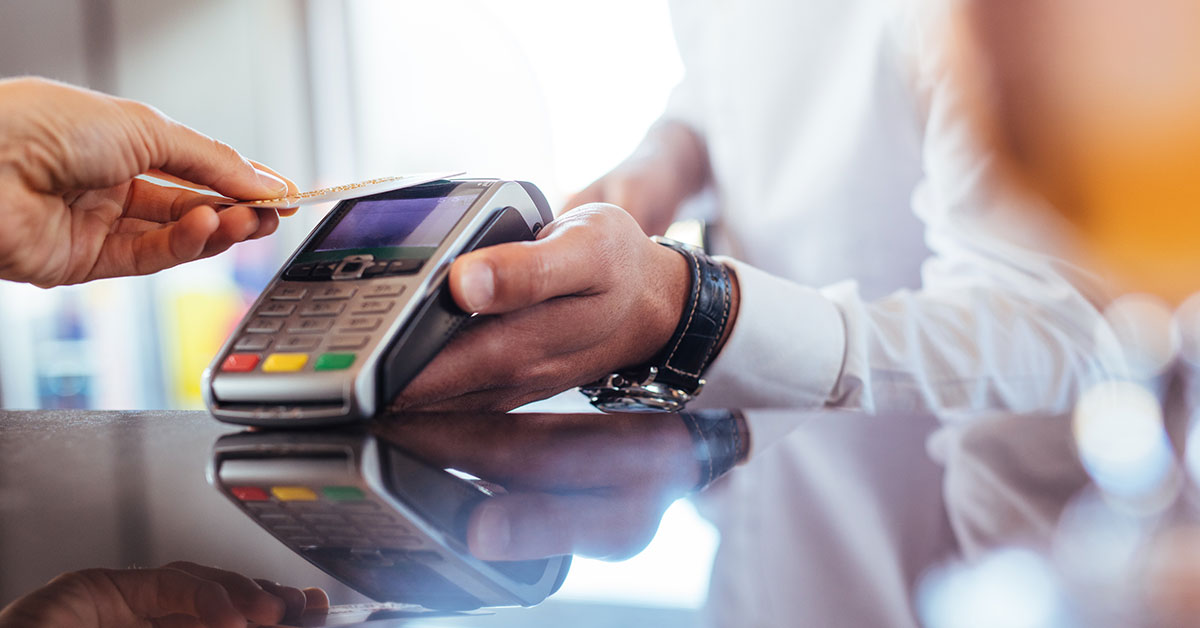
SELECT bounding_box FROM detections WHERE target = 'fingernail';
[255,169,288,196]
[472,503,511,559]
[460,260,495,312]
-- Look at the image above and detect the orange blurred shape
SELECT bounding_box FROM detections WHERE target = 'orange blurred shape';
[963,0,1200,303]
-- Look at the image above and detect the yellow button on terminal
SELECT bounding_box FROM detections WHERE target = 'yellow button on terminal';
[271,486,318,502]
[262,353,309,372]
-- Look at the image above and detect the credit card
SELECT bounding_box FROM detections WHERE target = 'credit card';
[279,602,484,626]
[213,172,465,209]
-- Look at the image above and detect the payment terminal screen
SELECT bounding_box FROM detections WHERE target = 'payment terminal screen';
[303,184,482,261]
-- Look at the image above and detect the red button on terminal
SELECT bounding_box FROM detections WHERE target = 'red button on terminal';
[222,353,260,372]
[231,486,270,502]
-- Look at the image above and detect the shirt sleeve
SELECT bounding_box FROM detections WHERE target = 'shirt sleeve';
[695,38,1129,452]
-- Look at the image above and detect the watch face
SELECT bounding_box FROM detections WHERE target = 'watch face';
[650,235,704,255]
[583,389,689,414]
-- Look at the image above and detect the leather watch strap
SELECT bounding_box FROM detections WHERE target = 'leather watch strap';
[648,237,733,392]
[678,409,749,491]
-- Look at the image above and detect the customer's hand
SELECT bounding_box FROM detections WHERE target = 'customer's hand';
[393,204,705,412]
[564,121,709,236]
[0,561,328,628]
[0,77,296,287]
[374,412,701,561]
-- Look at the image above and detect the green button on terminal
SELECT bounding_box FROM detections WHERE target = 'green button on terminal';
[323,486,365,501]
[314,353,356,371]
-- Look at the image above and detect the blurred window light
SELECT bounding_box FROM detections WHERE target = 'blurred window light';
[917,548,1067,628]
[552,499,719,609]
[1097,293,1180,382]
[344,0,684,206]
[1182,419,1200,490]
[1051,489,1153,615]
[1072,381,1177,506]
[1172,291,1200,367]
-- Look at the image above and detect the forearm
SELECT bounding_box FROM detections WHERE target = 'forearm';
[629,120,711,204]
[610,120,711,235]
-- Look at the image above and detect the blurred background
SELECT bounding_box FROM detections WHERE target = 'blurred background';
[0,1,718,624]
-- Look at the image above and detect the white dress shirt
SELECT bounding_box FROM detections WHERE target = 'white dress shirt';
[669,0,1124,422]
[656,1,1127,626]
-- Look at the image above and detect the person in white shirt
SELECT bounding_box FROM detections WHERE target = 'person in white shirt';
[396,0,1121,422]
[391,1,1129,626]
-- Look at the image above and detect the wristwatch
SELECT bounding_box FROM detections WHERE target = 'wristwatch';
[581,236,734,412]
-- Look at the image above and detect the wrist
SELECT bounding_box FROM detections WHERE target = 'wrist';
[639,238,693,365]
[583,237,734,413]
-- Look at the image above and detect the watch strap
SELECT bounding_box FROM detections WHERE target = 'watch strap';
[645,237,732,392]
[678,409,749,491]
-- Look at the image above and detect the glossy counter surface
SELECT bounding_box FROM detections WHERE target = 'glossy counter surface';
[0,410,749,627]
[3,408,1130,627]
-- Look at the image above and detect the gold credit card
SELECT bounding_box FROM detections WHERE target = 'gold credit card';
[213,172,465,209]
[278,602,485,626]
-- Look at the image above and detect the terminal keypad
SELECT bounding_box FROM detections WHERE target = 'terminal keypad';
[222,281,407,374]
[229,483,425,551]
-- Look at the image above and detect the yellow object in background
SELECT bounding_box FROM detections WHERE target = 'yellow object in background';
[961,0,1200,303]
[166,291,242,408]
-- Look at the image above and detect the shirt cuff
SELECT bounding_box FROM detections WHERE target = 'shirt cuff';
[693,258,847,410]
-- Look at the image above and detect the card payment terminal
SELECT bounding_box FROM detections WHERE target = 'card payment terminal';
[202,179,553,427]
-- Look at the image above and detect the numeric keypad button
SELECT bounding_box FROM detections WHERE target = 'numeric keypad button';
[258,302,296,317]
[300,302,346,317]
[245,318,284,333]
[353,300,393,315]
[271,287,307,301]
[287,318,335,334]
[234,335,272,351]
[313,285,357,300]
[363,283,406,299]
[341,316,383,332]
[328,335,369,351]
[277,336,320,351]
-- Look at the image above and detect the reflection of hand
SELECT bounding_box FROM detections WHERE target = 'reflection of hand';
[394,205,701,411]
[374,412,699,562]
[0,561,328,628]
[564,121,709,236]
[0,77,297,287]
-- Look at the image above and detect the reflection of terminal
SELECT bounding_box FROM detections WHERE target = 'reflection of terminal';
[210,428,571,610]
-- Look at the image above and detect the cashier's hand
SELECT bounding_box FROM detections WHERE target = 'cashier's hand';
[0,77,296,287]
[0,561,328,628]
[394,204,693,412]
